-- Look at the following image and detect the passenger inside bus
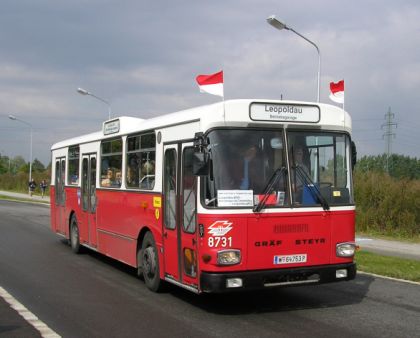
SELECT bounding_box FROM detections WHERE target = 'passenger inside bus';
[101,168,115,187]
[239,144,265,193]
[113,171,122,187]
[290,144,311,204]
[140,160,155,189]
[127,167,138,187]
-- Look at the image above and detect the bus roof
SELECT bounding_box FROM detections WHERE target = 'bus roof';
[51,99,351,150]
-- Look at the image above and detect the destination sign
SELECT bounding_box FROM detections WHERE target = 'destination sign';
[250,103,320,123]
[103,119,120,135]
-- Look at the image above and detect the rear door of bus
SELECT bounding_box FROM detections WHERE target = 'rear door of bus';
[54,157,66,234]
[162,143,198,289]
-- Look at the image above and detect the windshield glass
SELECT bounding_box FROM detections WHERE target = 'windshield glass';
[201,129,354,209]
[203,129,288,208]
[288,131,353,206]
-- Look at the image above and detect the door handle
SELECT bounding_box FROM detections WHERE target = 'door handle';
[163,232,168,238]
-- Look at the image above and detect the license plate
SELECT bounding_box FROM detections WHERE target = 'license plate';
[273,254,307,265]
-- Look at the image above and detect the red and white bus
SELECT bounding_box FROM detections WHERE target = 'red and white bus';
[51,99,357,293]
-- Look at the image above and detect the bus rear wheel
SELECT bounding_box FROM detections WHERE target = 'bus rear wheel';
[141,232,163,292]
[70,215,82,254]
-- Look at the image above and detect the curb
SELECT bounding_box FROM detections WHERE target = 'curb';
[357,271,420,286]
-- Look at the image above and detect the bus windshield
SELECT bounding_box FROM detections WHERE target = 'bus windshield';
[202,129,353,208]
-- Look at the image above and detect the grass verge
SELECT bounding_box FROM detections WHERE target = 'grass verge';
[355,250,420,282]
[0,194,49,205]
[357,231,420,244]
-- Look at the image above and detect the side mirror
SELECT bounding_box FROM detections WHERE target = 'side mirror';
[193,152,209,176]
[351,141,357,170]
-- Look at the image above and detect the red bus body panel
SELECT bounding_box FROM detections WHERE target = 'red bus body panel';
[51,185,355,292]
[51,187,164,269]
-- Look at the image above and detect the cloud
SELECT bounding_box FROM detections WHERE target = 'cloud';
[1,0,420,164]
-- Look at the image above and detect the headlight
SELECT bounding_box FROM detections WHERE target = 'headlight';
[217,250,241,265]
[336,242,356,257]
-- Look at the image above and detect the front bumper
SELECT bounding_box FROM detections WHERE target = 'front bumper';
[200,263,356,293]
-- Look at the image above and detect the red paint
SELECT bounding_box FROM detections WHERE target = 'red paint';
[51,186,355,292]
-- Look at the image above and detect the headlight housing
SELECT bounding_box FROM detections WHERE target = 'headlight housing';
[217,249,241,265]
[336,242,356,257]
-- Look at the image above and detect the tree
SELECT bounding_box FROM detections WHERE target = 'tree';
[356,154,420,179]
[32,158,46,172]
[0,155,9,174]
[12,156,26,173]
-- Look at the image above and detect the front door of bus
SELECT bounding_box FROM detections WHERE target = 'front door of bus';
[163,144,198,288]
[81,154,98,247]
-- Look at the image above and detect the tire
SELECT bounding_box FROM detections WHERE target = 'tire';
[70,215,82,254]
[141,232,163,292]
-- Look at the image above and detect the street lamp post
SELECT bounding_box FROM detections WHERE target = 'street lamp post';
[8,114,33,187]
[77,87,112,120]
[267,15,321,102]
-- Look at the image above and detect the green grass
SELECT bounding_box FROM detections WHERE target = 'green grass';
[356,250,420,282]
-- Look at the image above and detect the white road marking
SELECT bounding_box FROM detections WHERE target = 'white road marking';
[0,286,61,338]
[355,237,373,242]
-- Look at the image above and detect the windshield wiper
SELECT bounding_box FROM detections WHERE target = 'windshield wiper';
[253,166,287,213]
[293,165,330,210]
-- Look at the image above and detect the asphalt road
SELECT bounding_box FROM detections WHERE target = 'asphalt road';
[1,200,419,338]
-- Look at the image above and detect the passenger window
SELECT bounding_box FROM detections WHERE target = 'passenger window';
[126,133,156,190]
[100,138,122,188]
[68,146,80,185]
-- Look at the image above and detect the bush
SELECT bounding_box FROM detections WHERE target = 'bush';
[354,171,420,237]
[0,171,51,194]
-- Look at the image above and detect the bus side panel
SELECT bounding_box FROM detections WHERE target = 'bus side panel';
[65,187,80,240]
[96,189,162,268]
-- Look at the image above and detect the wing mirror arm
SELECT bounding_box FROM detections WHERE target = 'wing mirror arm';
[193,132,210,176]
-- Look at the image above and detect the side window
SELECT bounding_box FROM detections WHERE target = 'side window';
[68,146,80,185]
[100,138,122,188]
[126,133,156,190]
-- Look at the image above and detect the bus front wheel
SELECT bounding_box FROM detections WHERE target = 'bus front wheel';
[141,232,163,292]
[70,215,82,254]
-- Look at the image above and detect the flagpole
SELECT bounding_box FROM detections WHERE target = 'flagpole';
[343,78,345,111]
[222,95,226,124]
[343,79,346,132]
[221,66,225,124]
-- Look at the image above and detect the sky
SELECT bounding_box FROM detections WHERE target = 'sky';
[1,0,420,166]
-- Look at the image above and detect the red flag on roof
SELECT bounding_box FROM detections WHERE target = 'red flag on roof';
[329,80,344,104]
[196,70,224,97]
